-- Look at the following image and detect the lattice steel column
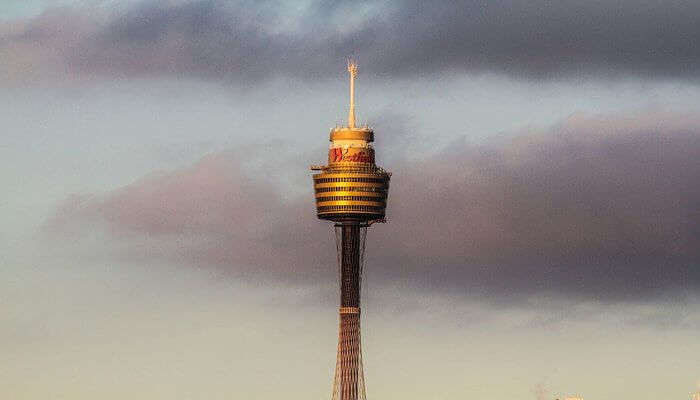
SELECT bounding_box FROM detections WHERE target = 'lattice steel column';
[332,224,366,400]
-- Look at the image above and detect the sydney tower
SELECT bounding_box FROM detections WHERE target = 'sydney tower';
[310,61,391,400]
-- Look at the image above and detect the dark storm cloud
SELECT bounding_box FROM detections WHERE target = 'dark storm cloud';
[3,0,700,83]
[46,111,700,302]
[380,111,700,301]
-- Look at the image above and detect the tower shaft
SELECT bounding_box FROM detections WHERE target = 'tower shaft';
[340,223,361,308]
[333,223,366,400]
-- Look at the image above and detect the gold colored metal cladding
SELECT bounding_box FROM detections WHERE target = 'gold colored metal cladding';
[330,128,374,142]
[313,171,390,221]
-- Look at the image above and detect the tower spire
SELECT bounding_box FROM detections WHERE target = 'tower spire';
[347,59,358,129]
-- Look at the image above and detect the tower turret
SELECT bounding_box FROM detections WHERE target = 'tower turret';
[312,60,391,223]
[311,62,391,400]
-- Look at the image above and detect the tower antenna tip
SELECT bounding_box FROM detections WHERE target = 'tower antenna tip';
[347,58,358,74]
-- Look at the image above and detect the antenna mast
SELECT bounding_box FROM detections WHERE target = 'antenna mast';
[347,59,358,129]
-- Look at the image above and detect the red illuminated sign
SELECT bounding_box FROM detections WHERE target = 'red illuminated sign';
[329,148,374,163]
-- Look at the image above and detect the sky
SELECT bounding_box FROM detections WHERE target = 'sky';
[1,1,699,399]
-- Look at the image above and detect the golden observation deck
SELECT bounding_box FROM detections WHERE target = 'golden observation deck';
[311,61,391,223]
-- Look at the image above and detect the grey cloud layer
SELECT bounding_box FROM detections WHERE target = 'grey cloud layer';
[384,112,699,301]
[3,0,700,84]
[46,111,700,302]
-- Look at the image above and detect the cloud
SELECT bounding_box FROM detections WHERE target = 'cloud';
[45,111,700,302]
[382,110,700,302]
[43,150,333,285]
[4,0,700,84]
